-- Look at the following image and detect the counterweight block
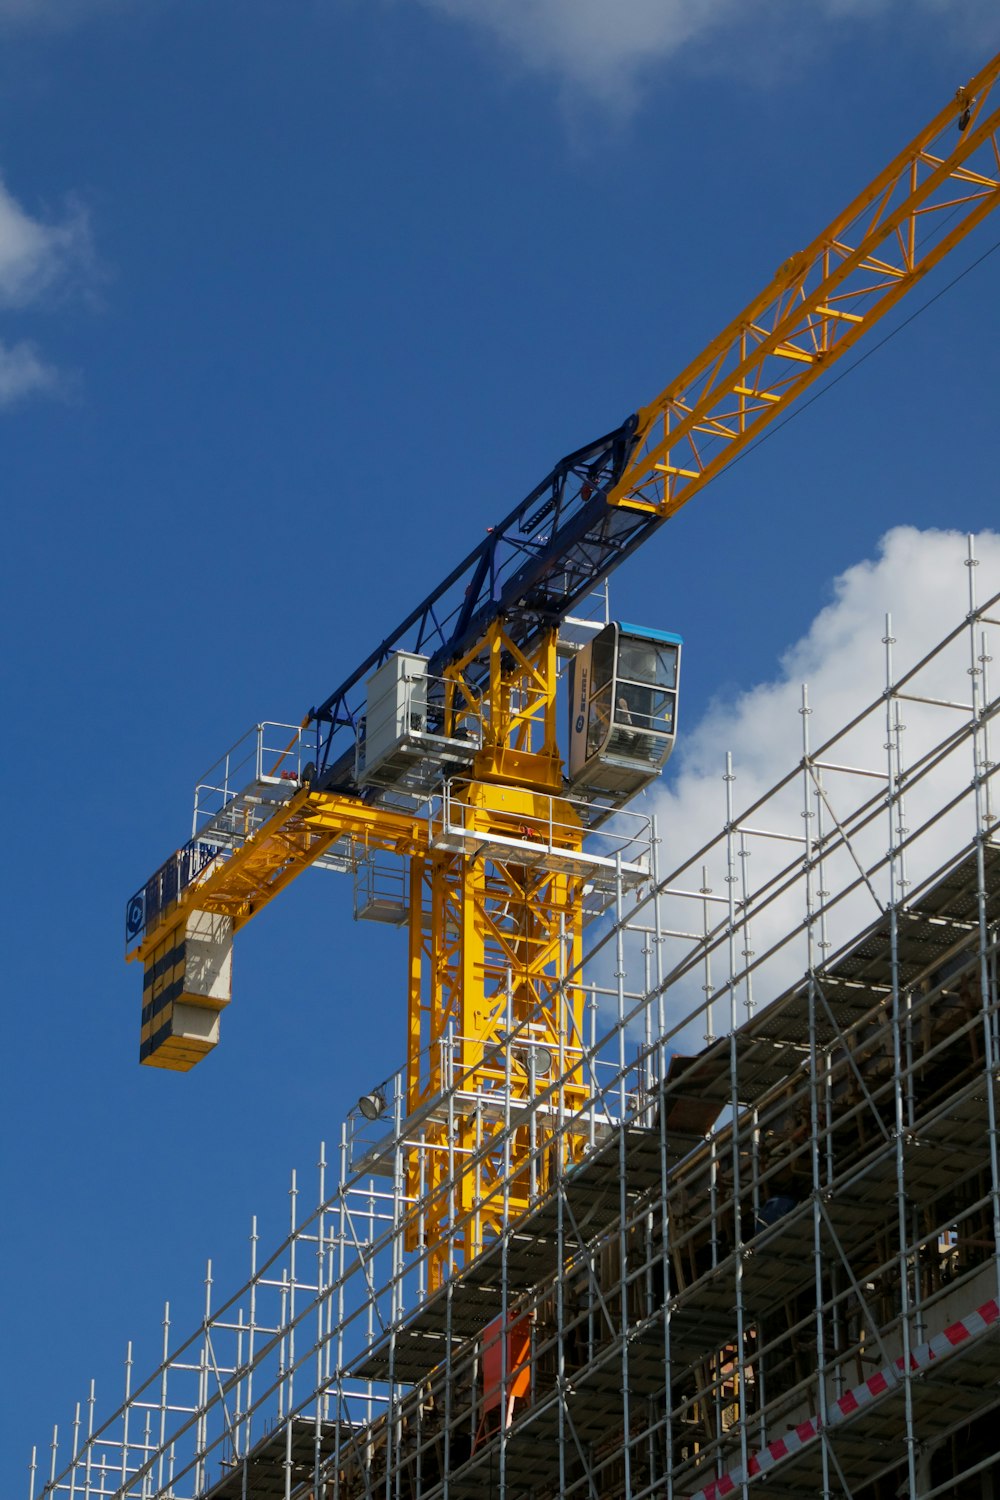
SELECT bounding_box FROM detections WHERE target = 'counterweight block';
[139,911,232,1071]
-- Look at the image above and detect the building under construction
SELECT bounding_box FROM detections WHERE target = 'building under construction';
[29,55,1000,1500]
[31,561,1000,1499]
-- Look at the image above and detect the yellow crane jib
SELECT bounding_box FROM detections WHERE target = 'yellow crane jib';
[607,49,1000,521]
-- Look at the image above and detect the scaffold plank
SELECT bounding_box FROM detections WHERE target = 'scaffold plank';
[675,845,1000,1112]
[200,1416,354,1500]
[353,1123,665,1381]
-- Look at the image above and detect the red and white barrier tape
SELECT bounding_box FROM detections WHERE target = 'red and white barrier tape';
[687,1296,1000,1500]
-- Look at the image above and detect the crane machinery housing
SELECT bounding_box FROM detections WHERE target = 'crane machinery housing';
[125,49,1000,1304]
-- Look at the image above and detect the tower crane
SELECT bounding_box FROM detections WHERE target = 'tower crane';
[125,54,1000,1289]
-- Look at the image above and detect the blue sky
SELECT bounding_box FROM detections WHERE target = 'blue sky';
[2,3,999,1491]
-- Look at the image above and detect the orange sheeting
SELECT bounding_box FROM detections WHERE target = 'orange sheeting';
[481,1312,532,1417]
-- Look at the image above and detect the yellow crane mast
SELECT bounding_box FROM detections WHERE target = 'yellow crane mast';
[126,53,1000,1290]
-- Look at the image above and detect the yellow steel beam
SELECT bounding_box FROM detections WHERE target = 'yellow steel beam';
[406,628,589,1286]
[608,52,1000,518]
[128,788,427,963]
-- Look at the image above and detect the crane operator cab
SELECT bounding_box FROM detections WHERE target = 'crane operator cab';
[567,622,681,808]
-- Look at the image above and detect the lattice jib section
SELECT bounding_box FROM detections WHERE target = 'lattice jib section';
[609,54,1000,519]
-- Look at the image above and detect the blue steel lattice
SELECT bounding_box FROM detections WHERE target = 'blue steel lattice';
[309,416,680,789]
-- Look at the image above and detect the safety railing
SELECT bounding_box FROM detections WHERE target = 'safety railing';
[124,723,338,949]
[355,672,484,794]
[432,776,653,886]
[192,721,309,835]
[353,852,409,925]
[124,836,226,947]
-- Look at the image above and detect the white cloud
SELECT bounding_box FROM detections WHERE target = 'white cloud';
[421,0,733,98]
[0,174,91,409]
[0,175,90,308]
[0,337,60,404]
[414,0,1000,102]
[634,527,1000,1054]
[416,0,727,99]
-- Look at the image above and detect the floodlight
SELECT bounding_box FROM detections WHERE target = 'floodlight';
[515,1043,553,1078]
[533,1045,553,1077]
[358,1088,387,1121]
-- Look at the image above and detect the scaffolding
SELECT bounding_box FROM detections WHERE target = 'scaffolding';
[32,550,1000,1500]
